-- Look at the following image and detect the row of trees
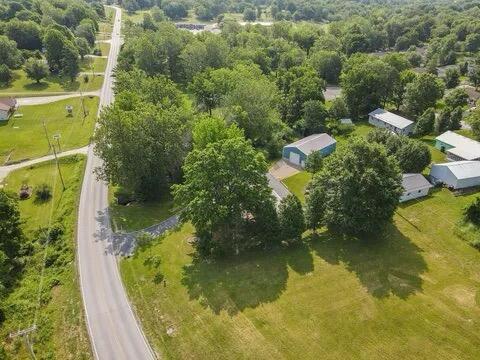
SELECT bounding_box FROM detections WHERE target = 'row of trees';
[0,0,104,84]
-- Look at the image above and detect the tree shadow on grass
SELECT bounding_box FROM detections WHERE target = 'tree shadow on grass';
[181,243,314,315]
[310,223,427,299]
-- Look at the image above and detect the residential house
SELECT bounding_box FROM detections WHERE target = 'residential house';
[0,98,17,121]
[435,131,480,161]
[368,108,414,135]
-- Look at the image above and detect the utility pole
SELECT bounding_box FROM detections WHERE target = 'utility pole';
[79,89,87,124]
[42,121,53,153]
[52,145,65,190]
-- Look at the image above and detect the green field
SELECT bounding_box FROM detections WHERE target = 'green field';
[0,70,103,96]
[109,187,175,232]
[121,185,480,359]
[80,56,108,72]
[282,171,312,203]
[123,9,151,24]
[0,96,99,164]
[96,42,111,56]
[0,156,91,359]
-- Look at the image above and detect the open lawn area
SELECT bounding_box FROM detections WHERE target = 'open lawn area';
[0,70,103,96]
[282,171,312,203]
[109,186,175,232]
[0,96,99,164]
[123,9,151,24]
[80,56,108,72]
[96,42,111,56]
[0,155,91,359]
[121,185,480,359]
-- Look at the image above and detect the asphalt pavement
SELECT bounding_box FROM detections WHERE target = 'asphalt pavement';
[76,7,156,360]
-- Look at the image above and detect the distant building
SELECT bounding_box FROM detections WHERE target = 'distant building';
[340,118,353,125]
[368,108,414,135]
[429,161,480,189]
[0,98,17,121]
[400,173,433,202]
[435,131,480,161]
[282,133,336,167]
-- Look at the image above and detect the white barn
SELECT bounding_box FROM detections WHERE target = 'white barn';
[429,161,480,189]
[368,108,414,135]
[400,173,433,202]
[435,131,480,161]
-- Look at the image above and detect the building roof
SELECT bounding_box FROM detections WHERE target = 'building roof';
[0,98,16,112]
[402,173,432,192]
[436,131,480,160]
[432,161,480,179]
[368,108,414,129]
[284,133,336,155]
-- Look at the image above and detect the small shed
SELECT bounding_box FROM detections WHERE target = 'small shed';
[340,118,353,125]
[430,161,480,189]
[400,174,433,202]
[368,108,414,135]
[282,133,336,167]
[0,98,17,121]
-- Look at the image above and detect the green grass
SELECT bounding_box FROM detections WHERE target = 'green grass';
[0,155,91,359]
[80,57,108,72]
[282,171,312,203]
[0,70,103,96]
[0,96,99,164]
[456,129,476,140]
[109,186,175,232]
[96,42,110,56]
[419,135,446,164]
[123,9,151,24]
[121,186,480,359]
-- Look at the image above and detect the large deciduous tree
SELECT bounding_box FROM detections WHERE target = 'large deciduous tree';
[404,73,444,116]
[173,135,278,256]
[278,194,305,244]
[24,58,49,83]
[340,55,397,118]
[306,139,403,235]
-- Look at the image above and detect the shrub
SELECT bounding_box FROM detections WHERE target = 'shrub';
[19,184,31,199]
[0,64,13,84]
[464,197,480,225]
[279,194,305,243]
[35,183,52,201]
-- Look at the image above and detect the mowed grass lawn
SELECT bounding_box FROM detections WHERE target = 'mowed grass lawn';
[0,156,91,359]
[96,42,111,56]
[80,56,108,72]
[0,70,103,96]
[109,186,175,232]
[0,96,99,163]
[121,185,480,359]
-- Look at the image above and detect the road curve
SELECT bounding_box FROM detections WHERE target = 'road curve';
[77,7,156,360]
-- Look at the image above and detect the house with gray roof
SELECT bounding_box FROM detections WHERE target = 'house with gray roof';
[429,161,480,189]
[282,133,336,167]
[435,131,480,161]
[0,98,17,121]
[368,108,414,135]
[400,173,433,202]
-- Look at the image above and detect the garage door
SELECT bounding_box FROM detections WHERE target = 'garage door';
[289,152,301,165]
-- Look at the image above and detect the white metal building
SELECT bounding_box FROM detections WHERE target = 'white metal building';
[400,173,433,202]
[435,131,480,161]
[368,108,414,135]
[429,161,480,189]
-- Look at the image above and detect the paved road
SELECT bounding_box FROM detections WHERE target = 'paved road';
[77,7,155,360]
[17,91,100,106]
[0,146,88,180]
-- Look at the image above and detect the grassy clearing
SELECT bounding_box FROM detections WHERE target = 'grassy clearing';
[0,155,91,359]
[109,186,175,232]
[80,57,108,72]
[0,70,103,96]
[0,96,99,164]
[123,10,151,24]
[121,185,480,359]
[95,42,110,56]
[282,171,312,202]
